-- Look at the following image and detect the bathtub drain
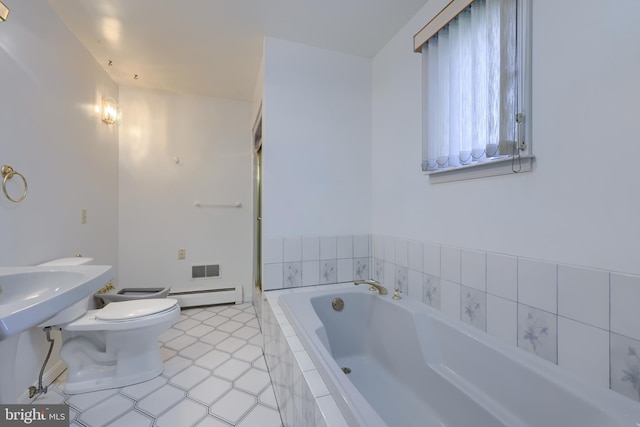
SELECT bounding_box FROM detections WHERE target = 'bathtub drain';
[341,367,351,374]
[332,297,344,311]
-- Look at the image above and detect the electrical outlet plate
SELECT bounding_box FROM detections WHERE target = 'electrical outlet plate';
[178,249,186,260]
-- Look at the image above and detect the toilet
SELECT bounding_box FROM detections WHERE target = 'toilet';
[39,257,180,394]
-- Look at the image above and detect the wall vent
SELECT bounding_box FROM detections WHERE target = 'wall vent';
[192,264,220,279]
[192,265,206,278]
[206,264,220,277]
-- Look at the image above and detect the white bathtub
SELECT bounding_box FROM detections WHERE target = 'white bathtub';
[279,287,640,427]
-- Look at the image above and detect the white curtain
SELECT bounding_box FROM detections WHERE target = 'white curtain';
[422,0,516,171]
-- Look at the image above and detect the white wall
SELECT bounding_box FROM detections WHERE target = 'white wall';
[372,0,640,276]
[118,87,253,298]
[0,1,118,400]
[370,0,640,400]
[262,37,373,238]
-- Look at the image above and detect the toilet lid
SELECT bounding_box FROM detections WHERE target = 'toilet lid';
[96,298,178,321]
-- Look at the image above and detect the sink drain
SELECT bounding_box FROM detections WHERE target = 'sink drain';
[341,367,351,374]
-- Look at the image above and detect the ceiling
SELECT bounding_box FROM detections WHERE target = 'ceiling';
[47,0,428,101]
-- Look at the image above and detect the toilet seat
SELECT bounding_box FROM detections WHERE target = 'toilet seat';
[64,299,180,331]
[96,299,178,321]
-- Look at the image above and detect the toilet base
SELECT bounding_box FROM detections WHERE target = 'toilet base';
[60,303,179,394]
[64,365,163,395]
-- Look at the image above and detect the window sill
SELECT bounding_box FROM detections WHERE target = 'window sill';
[425,154,534,184]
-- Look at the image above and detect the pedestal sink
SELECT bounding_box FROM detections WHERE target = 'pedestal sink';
[0,264,113,403]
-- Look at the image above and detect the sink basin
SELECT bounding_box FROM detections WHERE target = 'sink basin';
[0,265,113,341]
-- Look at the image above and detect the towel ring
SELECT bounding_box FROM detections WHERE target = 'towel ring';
[1,165,28,203]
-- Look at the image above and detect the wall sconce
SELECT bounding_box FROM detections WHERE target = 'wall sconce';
[0,1,10,22]
[101,96,121,125]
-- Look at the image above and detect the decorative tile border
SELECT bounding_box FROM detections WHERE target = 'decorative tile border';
[517,304,557,364]
[262,235,371,291]
[611,333,640,402]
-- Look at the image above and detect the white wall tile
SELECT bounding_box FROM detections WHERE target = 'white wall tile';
[373,235,384,259]
[611,272,640,341]
[518,258,557,314]
[558,265,609,329]
[284,262,302,288]
[441,246,461,284]
[610,333,640,402]
[353,235,370,258]
[263,238,283,264]
[395,266,408,294]
[302,261,320,286]
[460,286,486,331]
[336,236,353,259]
[283,237,302,262]
[408,269,423,301]
[408,240,423,272]
[424,243,441,276]
[373,258,384,282]
[320,260,337,284]
[337,259,354,283]
[486,295,517,346]
[423,274,441,309]
[517,304,557,364]
[395,239,408,267]
[487,253,517,301]
[440,279,461,320]
[461,250,486,291]
[353,258,369,281]
[263,264,283,290]
[383,261,395,288]
[302,237,320,261]
[316,396,349,427]
[384,236,396,263]
[303,370,330,398]
[557,317,609,389]
[320,236,337,260]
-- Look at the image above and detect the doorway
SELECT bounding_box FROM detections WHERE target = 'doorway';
[252,110,263,314]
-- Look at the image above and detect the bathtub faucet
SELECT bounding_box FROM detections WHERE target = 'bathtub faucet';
[354,279,388,295]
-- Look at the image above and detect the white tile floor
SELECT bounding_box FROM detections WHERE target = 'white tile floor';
[32,303,284,427]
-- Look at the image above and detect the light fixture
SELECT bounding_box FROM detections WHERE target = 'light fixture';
[101,96,120,125]
[0,1,10,22]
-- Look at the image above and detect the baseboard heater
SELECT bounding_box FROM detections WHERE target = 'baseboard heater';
[169,287,243,308]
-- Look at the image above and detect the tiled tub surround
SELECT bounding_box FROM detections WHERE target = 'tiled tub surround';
[370,234,640,405]
[263,286,351,427]
[264,233,640,405]
[276,286,640,427]
[262,235,371,290]
[31,303,282,427]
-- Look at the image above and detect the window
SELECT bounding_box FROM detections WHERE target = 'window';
[415,0,532,183]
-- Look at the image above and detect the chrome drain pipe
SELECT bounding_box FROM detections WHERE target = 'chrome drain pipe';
[28,327,55,399]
